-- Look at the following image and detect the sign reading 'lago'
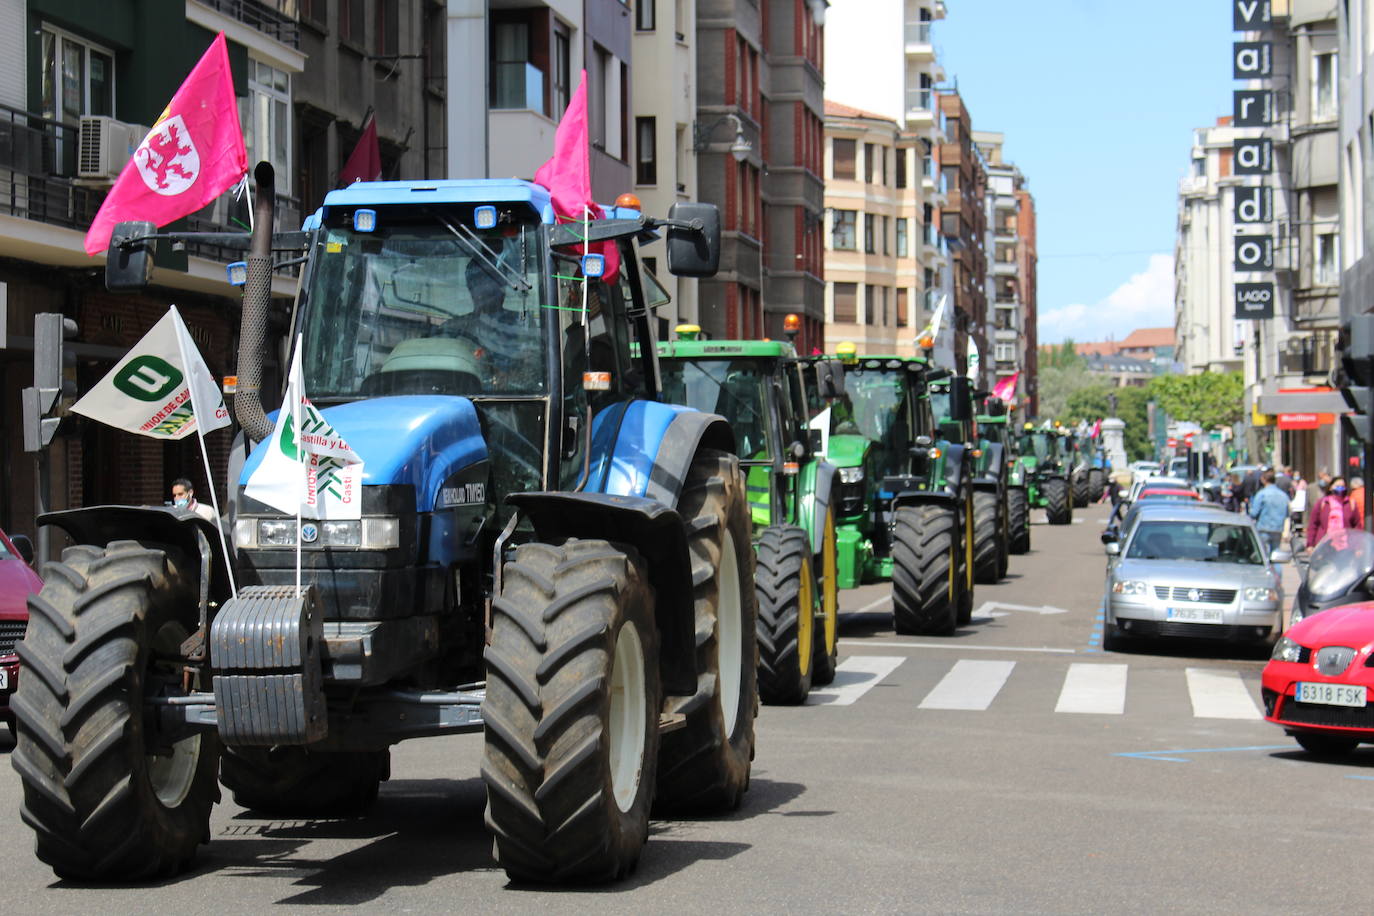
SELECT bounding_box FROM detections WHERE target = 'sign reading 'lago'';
[1234,282,1275,319]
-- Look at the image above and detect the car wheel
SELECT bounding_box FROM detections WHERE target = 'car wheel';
[1295,732,1360,756]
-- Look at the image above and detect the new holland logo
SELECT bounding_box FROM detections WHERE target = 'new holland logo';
[300,522,319,544]
[134,115,201,196]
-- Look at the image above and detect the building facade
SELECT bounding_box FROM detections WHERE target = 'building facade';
[937,90,987,383]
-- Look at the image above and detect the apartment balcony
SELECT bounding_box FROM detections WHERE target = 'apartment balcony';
[190,0,299,49]
[904,21,935,59]
[921,171,948,206]
[992,259,1017,276]
[1177,175,1208,196]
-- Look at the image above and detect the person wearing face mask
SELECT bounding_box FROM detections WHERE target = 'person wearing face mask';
[170,478,217,523]
[1307,476,1359,549]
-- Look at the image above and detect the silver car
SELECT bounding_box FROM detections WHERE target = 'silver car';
[1103,504,1286,649]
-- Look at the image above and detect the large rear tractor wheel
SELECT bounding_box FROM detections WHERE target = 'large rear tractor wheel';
[1045,478,1073,525]
[1088,468,1106,504]
[972,491,1001,585]
[892,505,959,636]
[1071,472,1090,509]
[220,748,389,816]
[482,539,661,884]
[1008,487,1031,554]
[812,504,840,687]
[11,541,219,881]
[655,450,758,814]
[755,526,815,705]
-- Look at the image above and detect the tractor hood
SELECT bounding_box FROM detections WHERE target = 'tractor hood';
[239,396,489,513]
[826,433,869,469]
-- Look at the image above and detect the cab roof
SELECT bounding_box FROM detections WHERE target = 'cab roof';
[657,339,796,359]
[318,178,555,222]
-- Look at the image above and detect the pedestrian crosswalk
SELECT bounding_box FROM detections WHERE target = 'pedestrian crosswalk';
[825,656,1263,720]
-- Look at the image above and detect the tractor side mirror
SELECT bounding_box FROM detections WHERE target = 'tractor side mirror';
[948,376,973,422]
[816,360,845,400]
[9,533,35,565]
[105,221,157,292]
[807,428,823,454]
[666,202,721,278]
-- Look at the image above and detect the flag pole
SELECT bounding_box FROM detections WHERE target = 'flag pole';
[170,307,238,599]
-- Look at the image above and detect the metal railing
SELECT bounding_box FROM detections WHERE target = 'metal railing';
[904,21,933,44]
[195,0,300,48]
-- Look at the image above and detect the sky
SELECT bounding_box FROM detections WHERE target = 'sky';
[824,0,1235,344]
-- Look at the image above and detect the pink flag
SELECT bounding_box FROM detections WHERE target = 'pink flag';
[84,33,247,256]
[533,71,620,280]
[991,371,1019,403]
[339,115,382,185]
[1091,419,1102,438]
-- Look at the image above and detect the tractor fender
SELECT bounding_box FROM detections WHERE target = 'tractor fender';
[640,408,736,507]
[37,506,232,625]
[889,488,960,514]
[979,441,1005,483]
[506,491,697,697]
[971,478,1001,494]
[810,460,838,556]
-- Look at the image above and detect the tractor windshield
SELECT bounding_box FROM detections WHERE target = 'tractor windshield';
[659,358,771,458]
[299,217,547,400]
[1022,432,1054,463]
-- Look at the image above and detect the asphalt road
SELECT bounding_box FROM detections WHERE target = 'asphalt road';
[1,504,1367,913]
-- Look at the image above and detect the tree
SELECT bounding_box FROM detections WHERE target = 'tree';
[1036,362,1096,420]
[1041,339,1086,370]
[1147,372,1245,431]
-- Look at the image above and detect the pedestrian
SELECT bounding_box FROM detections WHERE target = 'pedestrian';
[1275,466,1296,499]
[1221,472,1242,512]
[1239,465,1265,512]
[1248,469,1290,556]
[170,478,217,523]
[1289,469,1307,549]
[1351,476,1367,528]
[1307,476,1359,549]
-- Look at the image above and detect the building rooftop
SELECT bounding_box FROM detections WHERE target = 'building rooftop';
[1117,327,1176,350]
[824,100,899,125]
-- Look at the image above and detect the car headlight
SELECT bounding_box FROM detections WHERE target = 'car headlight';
[1271,635,1305,663]
[1244,587,1279,602]
[839,466,865,484]
[1111,579,1148,596]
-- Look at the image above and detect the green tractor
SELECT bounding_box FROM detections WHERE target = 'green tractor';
[930,379,1011,585]
[982,409,1031,555]
[820,348,977,635]
[657,328,840,705]
[1016,425,1073,525]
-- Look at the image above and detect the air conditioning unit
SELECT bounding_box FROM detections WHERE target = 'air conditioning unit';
[78,116,144,182]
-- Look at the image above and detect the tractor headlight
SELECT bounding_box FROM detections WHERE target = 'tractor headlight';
[1244,587,1279,603]
[361,518,401,548]
[239,517,400,549]
[257,519,298,547]
[839,467,865,484]
[1111,579,1148,596]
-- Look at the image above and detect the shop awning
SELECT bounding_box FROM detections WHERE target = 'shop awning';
[1277,412,1335,430]
[1257,385,1348,414]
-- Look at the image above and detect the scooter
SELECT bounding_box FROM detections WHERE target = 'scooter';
[1290,529,1374,624]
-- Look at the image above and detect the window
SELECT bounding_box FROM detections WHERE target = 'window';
[40,25,114,123]
[832,210,857,250]
[896,288,909,327]
[637,0,655,30]
[1314,51,1338,121]
[865,286,877,325]
[834,282,857,322]
[896,218,909,257]
[553,26,571,119]
[675,0,687,40]
[588,45,625,160]
[864,214,876,253]
[1315,229,1340,285]
[340,0,366,45]
[243,59,291,194]
[375,0,399,56]
[300,0,326,27]
[636,117,657,185]
[833,138,856,179]
[995,342,1016,362]
[882,216,890,255]
[921,139,932,177]
[895,147,907,189]
[492,20,541,110]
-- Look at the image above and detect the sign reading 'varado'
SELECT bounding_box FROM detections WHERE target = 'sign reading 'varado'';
[1233,0,1273,30]
[1233,138,1272,175]
[1234,90,1273,126]
[1234,235,1274,271]
[1234,42,1272,78]
[1234,282,1275,319]
[1234,186,1272,224]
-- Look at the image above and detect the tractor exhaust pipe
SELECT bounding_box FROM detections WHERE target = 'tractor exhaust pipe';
[235,161,278,443]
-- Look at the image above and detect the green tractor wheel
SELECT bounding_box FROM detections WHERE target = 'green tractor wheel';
[972,491,1001,585]
[1008,487,1031,554]
[755,525,815,705]
[891,505,959,636]
[813,505,840,687]
[1045,478,1073,525]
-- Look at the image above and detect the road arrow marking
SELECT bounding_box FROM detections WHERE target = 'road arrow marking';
[976,601,1069,618]
[1114,744,1290,763]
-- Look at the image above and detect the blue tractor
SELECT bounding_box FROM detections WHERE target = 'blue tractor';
[12,164,759,884]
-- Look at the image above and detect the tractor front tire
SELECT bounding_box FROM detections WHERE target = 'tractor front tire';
[1045,478,1073,525]
[482,539,661,884]
[1088,468,1106,504]
[1072,472,1090,509]
[655,449,758,814]
[756,526,815,705]
[11,541,219,881]
[972,491,1001,585]
[1008,487,1031,554]
[892,505,958,636]
[812,504,840,687]
[220,748,389,817]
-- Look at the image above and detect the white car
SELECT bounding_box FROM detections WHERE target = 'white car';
[1126,475,1192,504]
[1130,461,1161,485]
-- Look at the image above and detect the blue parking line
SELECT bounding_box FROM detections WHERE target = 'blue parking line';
[1345,774,1374,781]
[1115,745,1291,763]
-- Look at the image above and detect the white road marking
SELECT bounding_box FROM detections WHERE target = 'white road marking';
[1185,667,1261,719]
[806,656,905,706]
[854,596,891,613]
[840,639,1077,655]
[919,659,1016,710]
[1055,663,1128,715]
[975,601,1068,617]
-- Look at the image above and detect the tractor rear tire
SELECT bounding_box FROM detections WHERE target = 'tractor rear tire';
[972,491,1001,585]
[892,505,958,636]
[655,450,758,814]
[220,748,389,817]
[1045,478,1073,525]
[482,539,661,884]
[812,504,840,687]
[11,541,219,881]
[755,526,815,705]
[1072,472,1090,509]
[1008,487,1031,554]
[1088,468,1106,504]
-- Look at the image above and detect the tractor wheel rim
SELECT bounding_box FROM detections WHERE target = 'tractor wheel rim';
[797,556,814,677]
[823,511,838,651]
[147,621,200,808]
[608,621,647,813]
[718,529,743,738]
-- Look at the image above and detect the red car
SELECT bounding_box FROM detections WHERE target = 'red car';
[1137,487,1200,502]
[0,526,42,728]
[1262,602,1374,755]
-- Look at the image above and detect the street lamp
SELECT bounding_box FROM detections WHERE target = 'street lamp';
[692,113,752,162]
